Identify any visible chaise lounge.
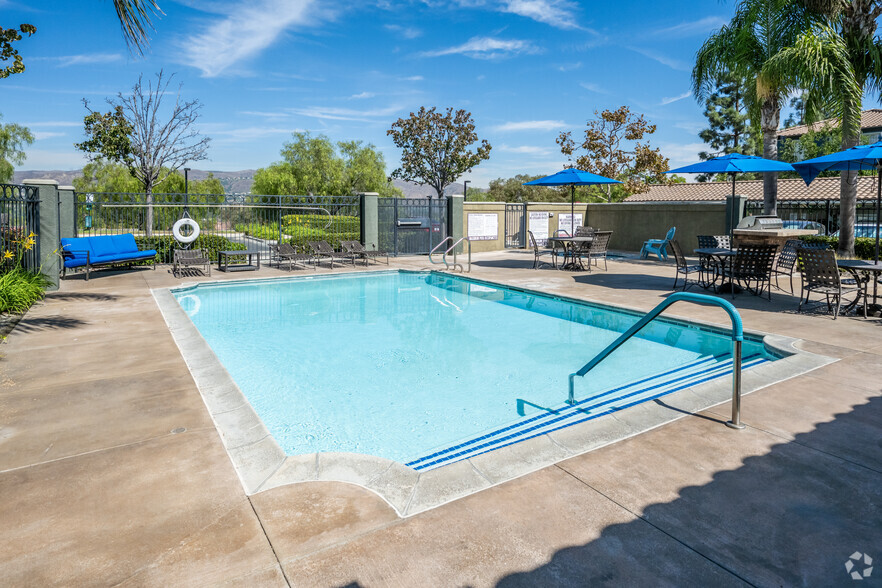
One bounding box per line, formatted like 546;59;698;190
61;233;157;280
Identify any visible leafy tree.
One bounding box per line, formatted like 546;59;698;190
485;174;563;202
784;93;807;128
252;132;400;196
74;159;225;194
696;74;761;181
387;106;492;199
693;0;814;214
778;126;843;178
0;24;36;78
765;0;882;255
75;70;210;235
556;106;669;200
0;114;34;182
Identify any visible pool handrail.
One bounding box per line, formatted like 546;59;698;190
442;237;471;272
567;292;746;429
429;237;453;267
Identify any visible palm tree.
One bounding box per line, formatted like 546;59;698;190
113;0;163;55
764;0;882;256
693;0;814;215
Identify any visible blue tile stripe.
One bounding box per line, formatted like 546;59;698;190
408;355;768;471
406;353;750;468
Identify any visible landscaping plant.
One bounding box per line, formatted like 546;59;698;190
0;231;50;314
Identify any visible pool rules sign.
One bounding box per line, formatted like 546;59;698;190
468;213;499;241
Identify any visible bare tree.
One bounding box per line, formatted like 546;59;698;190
77;70;210;235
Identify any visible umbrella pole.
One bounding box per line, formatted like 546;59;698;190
571;185;575;235
730;172;736;242
876;163;881;265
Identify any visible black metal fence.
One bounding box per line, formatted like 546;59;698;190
745;199;880;235
0;183;40;272
505;204;526;248
377;197;448;255
74;192;361;263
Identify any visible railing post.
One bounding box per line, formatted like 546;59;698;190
726;340;744;429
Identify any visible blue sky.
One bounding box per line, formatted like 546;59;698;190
4;0;878;187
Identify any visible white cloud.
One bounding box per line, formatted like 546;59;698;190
421;37;540;59
626;46;690;71
181;0;323;77
384;24;422;39
208;126;300;142
580;82;608;94
40;53;124;67
660;91;692;105
557;61;581;72
288;105;402;122
22;121;82;128
658;142;706;167
499;144;551;155
502;0;582;30
652;16;727;37
494;120;566;132
32;132;66;140
350;91;375;99
400;75;424;81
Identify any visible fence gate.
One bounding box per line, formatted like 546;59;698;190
505;203;526;248
377;197;448;256
0;184;41;271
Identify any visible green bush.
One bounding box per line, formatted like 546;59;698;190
134;234;246;264
798;235;879;260
0;268;50;314
235;213;360;251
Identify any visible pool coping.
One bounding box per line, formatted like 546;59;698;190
152;270;837;518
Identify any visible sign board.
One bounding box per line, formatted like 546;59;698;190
529;212;550;245
558;213;583;235
468;213;499;241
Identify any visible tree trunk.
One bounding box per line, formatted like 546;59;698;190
146;185;154;238
838;95;862;257
760;99;781;216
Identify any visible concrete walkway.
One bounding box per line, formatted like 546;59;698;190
1;252;880;586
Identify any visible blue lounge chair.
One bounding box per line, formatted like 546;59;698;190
640;227;676;261
61;234;158;280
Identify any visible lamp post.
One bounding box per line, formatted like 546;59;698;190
463;180;470;202
183;167;191;215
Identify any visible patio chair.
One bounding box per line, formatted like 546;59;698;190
307;240;346;268
575;225;595;237
772;239;831;293
586;230;613;270
528;230;556;269
640;227;676;261
714;235;731;249
273;243;315;271
697;235;718;249
341;240;389;266
173;248;210;277
669;240;702;291
797;247;863;319
723;243;778;300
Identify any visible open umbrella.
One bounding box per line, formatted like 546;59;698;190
666;153;795;241
524;168;620;234
791;141;882;263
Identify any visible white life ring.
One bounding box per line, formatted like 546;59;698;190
178;294;201;317
173;217;200;244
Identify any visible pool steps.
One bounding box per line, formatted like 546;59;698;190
406;353;770;471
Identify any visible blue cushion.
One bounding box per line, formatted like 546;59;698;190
61;237;94;264
88;235;118;258
111;234;139;253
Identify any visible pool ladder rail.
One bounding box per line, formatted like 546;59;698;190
430;237;472;272
568;292;746;430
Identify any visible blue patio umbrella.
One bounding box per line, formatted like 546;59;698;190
666;153;795;240
524;168;621;233
792;141;882;263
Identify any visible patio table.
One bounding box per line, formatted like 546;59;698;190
836;259;882;315
218;249;261;272
694;247;739;293
548;236;594;270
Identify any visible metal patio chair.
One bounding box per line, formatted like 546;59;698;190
341;240;389;266
273;243;315;271
586;230;613;270
669;240;703;291
307;240;346;268
797;247;863;319
173;248;210;277
528;230;556;269
723;243;778;300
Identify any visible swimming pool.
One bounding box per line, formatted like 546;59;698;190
172;271;777;470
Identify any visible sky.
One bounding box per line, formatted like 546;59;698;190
4;0;881;188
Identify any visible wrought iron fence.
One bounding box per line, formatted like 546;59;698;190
377;197;448;256
0;183;40;272
745;199;880;235
74;192;361;263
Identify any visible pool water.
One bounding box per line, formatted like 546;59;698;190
174;271;774;465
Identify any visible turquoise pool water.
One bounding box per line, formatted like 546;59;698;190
173;271;775;465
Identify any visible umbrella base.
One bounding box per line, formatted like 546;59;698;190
716;282;743;294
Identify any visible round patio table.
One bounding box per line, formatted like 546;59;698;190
694;247;740;293
548;236;594;270
837;259;882;315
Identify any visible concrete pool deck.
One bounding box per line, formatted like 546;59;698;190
1;251;881;585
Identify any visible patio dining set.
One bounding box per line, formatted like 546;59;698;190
670;236;882;319
529;226;613;272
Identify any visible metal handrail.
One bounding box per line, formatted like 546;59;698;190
567;292;746;429
442;237;471;272
429;237;453;266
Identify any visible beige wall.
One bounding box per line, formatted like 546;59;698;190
463;200;728;253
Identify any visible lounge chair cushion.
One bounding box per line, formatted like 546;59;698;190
61;235;156;269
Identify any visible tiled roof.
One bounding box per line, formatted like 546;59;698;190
777;109;882;138
626;175;879;202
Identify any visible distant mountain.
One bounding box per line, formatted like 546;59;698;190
12;169;484;197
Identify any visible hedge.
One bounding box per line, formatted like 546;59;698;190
798;235;880;260
236;213;360;250
134;234;246;264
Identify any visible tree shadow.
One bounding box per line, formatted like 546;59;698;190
44;292;119;302
496;396;882;586
9;316;87;333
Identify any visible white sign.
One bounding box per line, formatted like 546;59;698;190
558;213;583;235
529;212;550;245
468;213;499;241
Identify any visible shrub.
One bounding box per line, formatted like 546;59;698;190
0;268;50;314
235;212;360;250
134;234;246;264
798;235;879;260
